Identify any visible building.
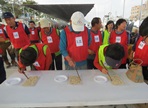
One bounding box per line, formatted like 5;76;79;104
130;0;148;21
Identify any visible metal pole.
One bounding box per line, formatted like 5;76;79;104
12;0;15;17
123;0;125;18
139;0;143;26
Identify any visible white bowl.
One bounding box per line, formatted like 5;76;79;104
5;77;22;86
94;76;108;84
54;75;68;83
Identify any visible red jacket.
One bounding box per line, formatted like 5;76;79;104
19;43;52;70
41;28;60;53
109;30;128;64
6;22;30;49
65;26;88;62
29;28;40;41
89;30;102;53
134;36;148;66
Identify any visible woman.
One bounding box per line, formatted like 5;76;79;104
132;17;148;80
103;20;114;45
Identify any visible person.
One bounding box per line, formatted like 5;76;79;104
60;11;91;70
109;18;129;69
0;48;6;84
28;20;41;43
18;43;52;73
103;20;114;45
40;18;62;70
131;17;148;80
0;23;17;68
94;43;125;74
87;17;102;69
2;12;30;60
130;27;139;44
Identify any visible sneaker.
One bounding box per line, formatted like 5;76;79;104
6;63;11;68
11;60;17;66
5;61;11;68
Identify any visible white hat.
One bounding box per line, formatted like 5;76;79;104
40;18;49;28
71;11;85;32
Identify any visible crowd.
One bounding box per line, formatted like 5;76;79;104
0;11;148;84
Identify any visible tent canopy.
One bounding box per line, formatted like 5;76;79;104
24;4;94;22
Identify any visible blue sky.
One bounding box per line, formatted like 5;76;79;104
35;0;147;21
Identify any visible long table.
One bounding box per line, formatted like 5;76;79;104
0;69;148;107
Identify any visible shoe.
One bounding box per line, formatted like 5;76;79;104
11;60;17;66
6;63;11;68
5;61;11;68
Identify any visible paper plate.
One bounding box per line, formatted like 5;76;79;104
94;76;108;84
54;75;68;83
5;77;22;86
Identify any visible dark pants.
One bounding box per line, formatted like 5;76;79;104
142;66;148;80
15;48;21;61
0;57;6;84
50;53;62;70
87;59;97;69
0;42;15;63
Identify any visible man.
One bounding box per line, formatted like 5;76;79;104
109;19;129;69
29;20;41;43
2;12;30;60
87;17;102;69
40;18;62;70
60;11;91;70
18;43;52;73
94;43;125;74
0;23;17;67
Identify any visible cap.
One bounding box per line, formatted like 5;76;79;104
40;18;49;28
71;11;85;32
2;12;14;19
105;56;122;68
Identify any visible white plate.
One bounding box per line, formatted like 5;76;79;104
94;76;108;84
5;77;22;86
54;75;68;83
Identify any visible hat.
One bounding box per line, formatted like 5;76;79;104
40;18;49;28
2;12;14;18
71;11;85;32
105;56;122;68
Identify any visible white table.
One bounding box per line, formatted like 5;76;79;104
0;69;148;107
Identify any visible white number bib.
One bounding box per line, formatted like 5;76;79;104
76;36;83;47
13;32;19;39
31;31;35;35
94;35;99;42
0;29;3;34
33;61;40;67
47;36;53;43
116;36;121;43
138;41;145;49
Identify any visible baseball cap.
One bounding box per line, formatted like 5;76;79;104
105;56;122;68
71;11;85;32
2;12;14;19
40;18;49;28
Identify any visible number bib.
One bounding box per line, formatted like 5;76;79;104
47;36;53;43
94;35;99;42
116;36;121;43
76;37;83;47
13;32;19;39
